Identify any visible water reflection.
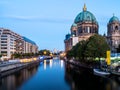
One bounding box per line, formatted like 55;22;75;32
65;63;120;90
50;59;53;68
44;60;47;70
61;60;64;68
0;60;120;90
19;60;70;90
0;65;39;90
43;59;63;69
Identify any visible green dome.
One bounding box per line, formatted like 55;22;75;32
74;10;98;24
109;16;119;23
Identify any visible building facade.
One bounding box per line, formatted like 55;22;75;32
64;4;99;52
0;28;38;60
23;36;38;54
64;4;120;53
107;15;120;53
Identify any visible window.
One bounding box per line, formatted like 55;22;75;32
1;41;7;43
115;26;118;30
87;27;90;33
1;38;7;40
1;47;7;49
1;51;7;53
1;35;7;37
1;44;7;46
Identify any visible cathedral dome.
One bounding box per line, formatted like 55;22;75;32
65;33;71;40
74;4;98;24
109;15;119;23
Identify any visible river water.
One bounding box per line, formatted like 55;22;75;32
0;59;120;90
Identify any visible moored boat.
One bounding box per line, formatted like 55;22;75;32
93;68;110;76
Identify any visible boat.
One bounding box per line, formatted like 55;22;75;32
110;61;120;76
110;66;120;76
93;68;110;76
111;71;120;76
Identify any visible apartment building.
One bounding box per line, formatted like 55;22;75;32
0;28;38;60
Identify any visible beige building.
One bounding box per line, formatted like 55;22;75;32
64;4;99;52
23;36;38;54
0;28;38;60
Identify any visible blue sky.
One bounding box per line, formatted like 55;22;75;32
0;0;120;51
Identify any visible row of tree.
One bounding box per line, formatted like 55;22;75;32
11;49;52;59
66;34;110;61
11;52;39;59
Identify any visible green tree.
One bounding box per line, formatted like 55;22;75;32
39;49;51;56
66;34;110;62
84;34;110;60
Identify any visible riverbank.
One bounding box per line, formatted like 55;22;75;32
65;59;94;74
0;58;42;78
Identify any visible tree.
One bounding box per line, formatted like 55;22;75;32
66;34;110;62
39;49;51;56
84;34;110;60
66;50;73;59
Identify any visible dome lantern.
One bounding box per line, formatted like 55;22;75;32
83;3;87;11
74;4;98;24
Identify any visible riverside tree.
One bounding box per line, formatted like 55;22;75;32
66;34;110;61
84;34;110;60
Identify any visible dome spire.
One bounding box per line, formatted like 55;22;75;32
83;3;87;11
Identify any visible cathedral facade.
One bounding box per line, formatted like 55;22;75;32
107;15;120;53
64;4;120;53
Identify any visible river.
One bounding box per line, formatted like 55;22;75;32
0;59;120;90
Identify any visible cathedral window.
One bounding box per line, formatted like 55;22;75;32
115;26;118;30
115;40;118;45
87;27;90;33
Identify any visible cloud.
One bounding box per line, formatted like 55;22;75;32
0;15;73;24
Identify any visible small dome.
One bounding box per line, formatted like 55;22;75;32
74;4;98;24
109;16;119;23
71;23;77;27
65;33;71;40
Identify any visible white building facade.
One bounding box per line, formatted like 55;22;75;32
0;28;38;60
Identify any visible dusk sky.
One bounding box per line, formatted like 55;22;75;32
0;0;120;51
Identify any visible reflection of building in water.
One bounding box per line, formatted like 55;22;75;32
0;65;38;90
65;63;120;90
44;60;46;70
60;60;64;68
50;59;53;68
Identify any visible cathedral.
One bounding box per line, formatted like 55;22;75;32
64;4;120;53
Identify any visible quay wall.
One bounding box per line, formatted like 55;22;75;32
0;58;42;78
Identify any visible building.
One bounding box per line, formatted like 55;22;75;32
0;28;38;60
23;36;38;54
64;4;99;52
64;4;120;53
107;15;120;53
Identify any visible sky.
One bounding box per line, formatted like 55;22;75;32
0;0;120;51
